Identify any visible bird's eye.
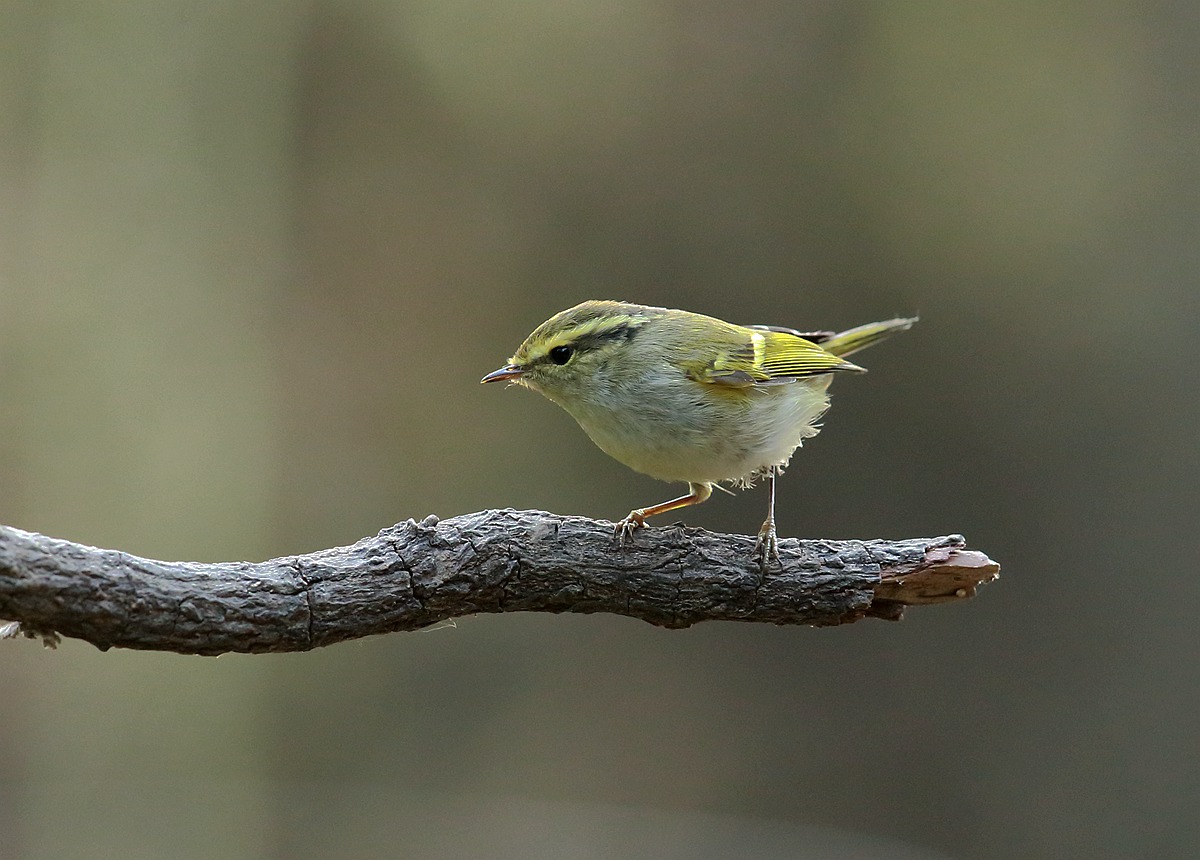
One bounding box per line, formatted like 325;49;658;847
549;345;573;365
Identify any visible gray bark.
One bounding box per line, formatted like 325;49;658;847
0;510;999;655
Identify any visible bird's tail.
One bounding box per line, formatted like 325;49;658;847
820;317;918;358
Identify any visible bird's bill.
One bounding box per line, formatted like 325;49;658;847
480;364;525;384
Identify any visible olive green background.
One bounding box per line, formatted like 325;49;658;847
1;3;1196;858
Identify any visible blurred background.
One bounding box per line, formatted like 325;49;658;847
1;2;1196;858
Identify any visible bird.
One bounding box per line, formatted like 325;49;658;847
482;300;915;565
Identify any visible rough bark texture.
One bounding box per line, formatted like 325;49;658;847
0;510;999;655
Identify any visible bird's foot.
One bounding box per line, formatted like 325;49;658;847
754;516;781;570
614;510;648;546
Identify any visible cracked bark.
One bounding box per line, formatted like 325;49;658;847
0;509;999;656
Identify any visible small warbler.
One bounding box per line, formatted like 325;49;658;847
483;300;915;564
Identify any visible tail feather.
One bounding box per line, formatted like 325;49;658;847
820;317;917;358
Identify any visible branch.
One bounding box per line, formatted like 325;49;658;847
0;509;999;655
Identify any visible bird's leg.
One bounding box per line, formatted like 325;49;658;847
615;482;712;545
754;466;781;568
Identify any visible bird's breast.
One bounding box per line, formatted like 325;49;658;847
561;374;834;485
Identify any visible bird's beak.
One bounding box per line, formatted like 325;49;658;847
481;364;525;384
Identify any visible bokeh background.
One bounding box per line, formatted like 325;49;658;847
1;3;1197;858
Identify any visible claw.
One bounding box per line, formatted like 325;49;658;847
754;516;781;570
614;510;647;546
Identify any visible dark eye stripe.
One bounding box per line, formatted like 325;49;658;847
569;322;637;353
536;321;641;367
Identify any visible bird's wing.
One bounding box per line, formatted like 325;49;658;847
744;324;836;343
687;328;864;388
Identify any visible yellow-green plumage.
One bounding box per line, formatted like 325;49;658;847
482;300;915;562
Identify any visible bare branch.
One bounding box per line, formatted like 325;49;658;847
0;510;999;655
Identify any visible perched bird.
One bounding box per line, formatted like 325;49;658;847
482;300;915;564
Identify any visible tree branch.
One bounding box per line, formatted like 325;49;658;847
0;509;999;655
